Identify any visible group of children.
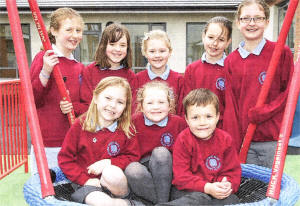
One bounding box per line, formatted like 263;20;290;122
29;0;294;205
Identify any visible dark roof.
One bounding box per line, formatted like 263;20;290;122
1;0;243;12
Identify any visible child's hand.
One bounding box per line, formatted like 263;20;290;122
87;159;111;175
59;100;73;114
204;178;233;199
42;50;59;75
84;178;101;187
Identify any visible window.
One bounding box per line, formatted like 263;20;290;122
278;2;294;53
186;23;206;66
122;23;166;73
0;24;31;79
74;23;101;65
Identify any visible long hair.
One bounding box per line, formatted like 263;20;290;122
94;23;132;69
236;0;270;21
82;76;135;138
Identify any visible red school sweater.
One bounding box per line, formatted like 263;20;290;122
80;62;137;113
30;51;85;147
58;118;140;185
225;40;294;148
179;60;226;121
172;128;241;193
136;69;184;114
133;113;187;158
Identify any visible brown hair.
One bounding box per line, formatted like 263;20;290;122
183;88;219;117
236;0;270;21
48;7;84;44
203;16;232;41
136;81;176;114
141;30;173;56
82;76;135;138
94;23;132;69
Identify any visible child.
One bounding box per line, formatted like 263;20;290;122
136;30;183;114
80;23;137;113
125;81;187;204
58;77;140;206
225;0;294;167
179;16;232;128
158;89;241;206
30;8;85;174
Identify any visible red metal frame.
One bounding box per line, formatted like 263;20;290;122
267;47;300;200
6;0;54;197
0;80;28;180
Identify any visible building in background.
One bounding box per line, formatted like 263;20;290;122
0;0;296;80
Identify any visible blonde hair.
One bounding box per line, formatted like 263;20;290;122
48;8;84;44
183;88;220;117
136;81;176;114
236;0;270;21
141;30;173;56
82;76;135;138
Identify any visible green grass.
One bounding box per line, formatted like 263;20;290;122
0;155;300;206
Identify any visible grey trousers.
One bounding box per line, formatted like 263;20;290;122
156;186;240;206
125;147;172;204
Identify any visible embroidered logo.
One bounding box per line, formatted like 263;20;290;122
216;78;225;91
160;133;174;147
92;137;97;143
107;141;120;156
258;71;266;85
205;155;221;171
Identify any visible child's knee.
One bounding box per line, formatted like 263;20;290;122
101;165;128;197
125;162;146;179
151;147;172;164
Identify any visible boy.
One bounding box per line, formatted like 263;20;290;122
158;88;241;206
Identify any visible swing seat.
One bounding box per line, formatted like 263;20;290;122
23;164;300;206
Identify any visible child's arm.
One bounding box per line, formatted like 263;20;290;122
172;133;208;192
216;133;241;193
58;120;92;185
248;47;294;124
79;64;94;113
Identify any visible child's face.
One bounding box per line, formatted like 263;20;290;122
185;104;219;140
202;23;231;63
94;85;127;127
106;35;128;68
145;38;171;72
237;3;269;43
51;17;83;55
142;87;170;123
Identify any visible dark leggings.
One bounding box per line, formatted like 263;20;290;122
125;147;172;204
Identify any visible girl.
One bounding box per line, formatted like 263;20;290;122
136;30;183;114
30;8;85;174
58;77;140;206
179;16;232;128
225;0;294;167
80;23;137;113
125;81;187;204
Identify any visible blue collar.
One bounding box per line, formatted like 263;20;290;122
238;38;266;59
95;121;118;132
147;64;170;80
144;114;168;127
201;52;226;67
100;65;125;71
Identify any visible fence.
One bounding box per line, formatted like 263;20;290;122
0;79;28;180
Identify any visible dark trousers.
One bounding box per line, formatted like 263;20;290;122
125;147;173;204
